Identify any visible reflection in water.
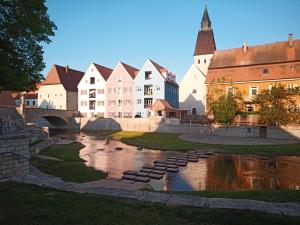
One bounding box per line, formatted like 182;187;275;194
50;130;300;191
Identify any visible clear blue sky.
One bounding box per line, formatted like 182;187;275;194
42;0;300;82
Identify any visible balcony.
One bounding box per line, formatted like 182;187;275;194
144;90;153;96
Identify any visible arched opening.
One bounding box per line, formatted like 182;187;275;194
35;116;68;128
192;108;197;115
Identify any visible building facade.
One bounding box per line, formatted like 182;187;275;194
206;36;300;112
179;6;216;115
38;65;84;110
106;62;139;118
77;63;113;118
134;59;178;118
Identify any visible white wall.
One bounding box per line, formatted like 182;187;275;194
78;64;107;118
38;84;67;109
194;54;213;75
179;64;206;115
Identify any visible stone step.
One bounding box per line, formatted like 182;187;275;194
121;174;136;180
176;162;187;167
151;170;165;175
177;160;188;164
148;173;163;180
154;166;167;171
166;168;179;173
165;161;177;165
140;168;152;173
143;166;155;170
166;164;179;169
167;156;178;160
123;170;138;175
134;176;150;183
136;172;150;177
198;155;209;158
154;163;167;167
153;160;165;164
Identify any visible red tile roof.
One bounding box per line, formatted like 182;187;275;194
42;65;84;92
151;99;177;112
194;30;216;55
206;40;300;83
93;63;113;81
120;62;139;79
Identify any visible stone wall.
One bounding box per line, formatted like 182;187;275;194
77;117;300;140
0;133;30;179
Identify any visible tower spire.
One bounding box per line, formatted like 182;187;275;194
201;5;211;31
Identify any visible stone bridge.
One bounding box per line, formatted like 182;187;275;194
23;108;79;128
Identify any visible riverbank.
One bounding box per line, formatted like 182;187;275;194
109;131;300;155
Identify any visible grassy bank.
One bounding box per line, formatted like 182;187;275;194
1;182;299;225
31;143;106;183
110;131;300;155
174;189;300;203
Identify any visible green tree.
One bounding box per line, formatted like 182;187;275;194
254;85;300;126
0;0;57;91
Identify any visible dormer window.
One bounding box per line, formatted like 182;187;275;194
262;68;269;75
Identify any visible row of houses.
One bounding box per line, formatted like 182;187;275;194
38;59;179;118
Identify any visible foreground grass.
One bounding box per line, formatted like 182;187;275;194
0;182;299;225
31;143;106;183
174;189;300;203
110;131;300;155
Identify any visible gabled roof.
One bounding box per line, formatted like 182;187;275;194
151;99;179;112
42;65;84;92
209;40;300;69
93;63;113;81
149;59;179;87
120;62;139;79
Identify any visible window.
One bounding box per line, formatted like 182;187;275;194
97;112;104;118
26;101;29;106
80;101;87;106
89;100;96;110
192;108;197;115
144;85;153;95
59;105;62;109
32;100;36;106
60;94;63;97
97;101;104;106
137;99;141;104
90;77;95;84
198;59;200;64
250;86;258;97
192;89;197;94
81;90;87;95
204;59;207;63
145;71;152;80
144;98;153;108
98;89;104;94
124;87;131;93
118;112;122;118
262;68;269;75
89;89;96;98
124;100;131;105
156;85;161;91
108;112;116;117
118;87;122;94
123;112;132;118
118;100;122;106
108;100;115;106
136;86;141;92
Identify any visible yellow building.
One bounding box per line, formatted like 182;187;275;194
206;36;300;112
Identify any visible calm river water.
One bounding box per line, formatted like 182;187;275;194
50;130;300;192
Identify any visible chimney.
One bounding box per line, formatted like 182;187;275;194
65;65;69;74
243;41;248;54
288;33;294;48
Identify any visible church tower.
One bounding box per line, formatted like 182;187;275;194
193;5;216;74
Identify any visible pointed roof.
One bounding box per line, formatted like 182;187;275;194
120;62;139;79
93;63;113;81
194;6;216;56
202;5;210;22
42;65;84;92
148;59;179;87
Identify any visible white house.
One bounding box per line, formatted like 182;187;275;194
179;5;216;115
77;63;113;118
38;65;84;110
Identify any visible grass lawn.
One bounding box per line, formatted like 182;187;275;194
174;189;300;203
110;131;300;155
0;182;299;225
31;142;107;183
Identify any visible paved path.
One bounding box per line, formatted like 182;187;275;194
8;167;300;217
179;134;300;145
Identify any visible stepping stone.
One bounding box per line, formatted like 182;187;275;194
188;158;199;162
177;160;188;164
140;168;152;173
205;150;215;155
148;173;163;179
176;162;187;167
166;164;178;169
166;167;179;173
152;170;165;175
154;163;167;167
143;166;155;170
123;170;138;175
134;176;150;183
154;159;165;164
115;147;123;151
166;158;177;162
121;174;136;180
154;166;167;171
198;154;209;158
136;172;150;177
166;161;177;165
167;156;178;160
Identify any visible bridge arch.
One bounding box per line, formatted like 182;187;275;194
38;115;69;127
